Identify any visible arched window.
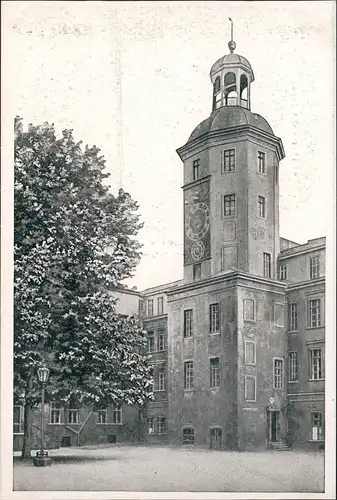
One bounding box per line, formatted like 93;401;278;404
213;76;220;94
224;72;236;86
224;72;237;106
212;76;221;111
240;74;248;102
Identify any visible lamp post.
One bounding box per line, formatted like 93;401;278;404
33;364;52;467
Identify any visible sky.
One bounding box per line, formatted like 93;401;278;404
4;1;335;290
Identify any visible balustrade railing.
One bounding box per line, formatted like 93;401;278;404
225;97;248;108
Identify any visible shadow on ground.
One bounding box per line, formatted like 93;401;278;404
14;454;118;465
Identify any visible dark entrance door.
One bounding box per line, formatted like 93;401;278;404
268;410;280;442
210;427;222;450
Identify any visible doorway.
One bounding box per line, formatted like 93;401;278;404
267;410;280;442
210;427;222;450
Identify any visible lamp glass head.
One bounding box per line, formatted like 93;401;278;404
37;365;50;384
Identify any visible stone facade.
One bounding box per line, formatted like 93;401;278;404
280;239;325;450
13;401;142;452
140;235;325;451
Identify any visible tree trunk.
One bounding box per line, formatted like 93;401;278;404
21;368;34;458
138;404;146;443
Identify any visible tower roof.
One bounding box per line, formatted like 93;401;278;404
188;107;273;142
210;53;255;81
210;19;255;82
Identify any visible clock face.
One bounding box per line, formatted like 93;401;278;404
191;240;205;260
185;202;210;241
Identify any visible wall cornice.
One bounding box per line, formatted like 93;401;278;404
176;124;285;162
278;244;326;261
166;270;286;297
181;175;211;191
286;277;325;291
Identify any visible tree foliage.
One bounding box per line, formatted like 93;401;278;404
14;117;153;409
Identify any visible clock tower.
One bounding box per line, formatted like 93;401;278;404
177;35;285;283
167;28;288;451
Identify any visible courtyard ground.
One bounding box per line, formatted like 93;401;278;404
13;444;324;493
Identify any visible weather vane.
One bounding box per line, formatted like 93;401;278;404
228;17;236;53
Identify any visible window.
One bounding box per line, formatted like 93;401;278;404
147;299;154;317
13;405;24;434
311;412;324;441
310;256;320;279
263;252;271;278
223;194;236;216
157;417;166;435
157;329;165;351
50;403;63;424
214;76;220;93
182;427;195;445
112;407;122;424
68;409;79;424
258;195;266;218
184;309;193;338
139;300;144;313
209;303;220;333
193;158;200;180
243;299;255;321
308;299;321;327
97;409;107;424
157;369;165;391
309;348;323;380
258;151;266;173
193;263;201;280
148;331;155;353
273;359;284;389
279;263;287;280
213;76;221;110
289;303;298;331
210;357;220;388
274;303;285;327
148;416;166;435
184;361;194;389
245;341;256;365
223;149;235;172
289;351;298;382
221;245;237;271
149;373;154;393
157;297;164;316
148;417;155;435
244;376;256;401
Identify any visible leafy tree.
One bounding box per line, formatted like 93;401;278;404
14;117;153;457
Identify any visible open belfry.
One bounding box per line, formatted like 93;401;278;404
13;24;325;452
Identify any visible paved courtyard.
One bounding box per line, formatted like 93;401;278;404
14;445;324;493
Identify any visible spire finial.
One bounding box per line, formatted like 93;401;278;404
228;17;236;53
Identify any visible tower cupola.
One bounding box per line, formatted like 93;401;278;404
210;19;254;112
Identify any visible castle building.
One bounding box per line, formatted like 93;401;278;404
140;36;325;451
13;36;325;452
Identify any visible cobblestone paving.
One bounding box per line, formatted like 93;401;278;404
13;445;324;492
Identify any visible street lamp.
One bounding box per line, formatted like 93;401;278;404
33;363;52;467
